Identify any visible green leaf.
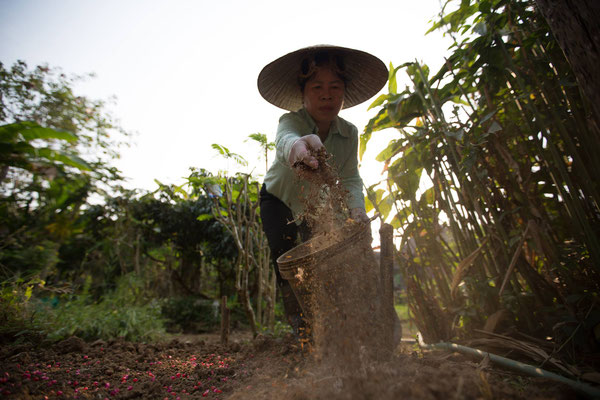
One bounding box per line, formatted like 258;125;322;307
389;214;401;230
0;121;77;143
444;128;465;140
420;186;436;206
388;62;397;94
365;195;374;213
367;94;389;111
359;131;372;160
211;143;248;166
487;121;502;133
378;194;393;220
391;93;425;125
247;132;267;145
375;139;408;162
36;148;92;171
196;213;213;221
478;110;497;125
395;168;422;200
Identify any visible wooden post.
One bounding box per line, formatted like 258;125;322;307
220;296;230;345
379;223;395;353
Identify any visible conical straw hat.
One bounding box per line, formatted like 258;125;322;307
257;45;388;111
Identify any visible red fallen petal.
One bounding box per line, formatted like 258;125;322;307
202;389;210;397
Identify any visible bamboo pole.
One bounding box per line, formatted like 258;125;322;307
417;333;600;399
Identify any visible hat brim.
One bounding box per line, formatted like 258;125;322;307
257;45;388;111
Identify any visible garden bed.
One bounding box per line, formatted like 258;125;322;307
0;332;578;399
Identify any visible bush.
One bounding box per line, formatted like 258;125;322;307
160;297;220;333
0;277;46;344
36;274;165;342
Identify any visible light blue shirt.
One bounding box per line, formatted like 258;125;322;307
263;108;365;218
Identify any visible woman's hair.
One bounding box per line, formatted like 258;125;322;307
298;50;351;92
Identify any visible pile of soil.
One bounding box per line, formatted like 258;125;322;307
0;333;577;399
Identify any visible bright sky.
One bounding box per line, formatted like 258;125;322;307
1;0;452;193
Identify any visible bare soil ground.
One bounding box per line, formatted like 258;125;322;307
0;331;580;399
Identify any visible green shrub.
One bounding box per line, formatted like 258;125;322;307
0;277;46;343
37;273;165;342
160;296;220;333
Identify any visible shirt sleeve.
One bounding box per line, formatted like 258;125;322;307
275;113;305;166
338;124;365;211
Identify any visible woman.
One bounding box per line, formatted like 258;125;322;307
257;45;388;336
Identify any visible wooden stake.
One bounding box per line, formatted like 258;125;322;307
220;296;230;345
379;223;395;352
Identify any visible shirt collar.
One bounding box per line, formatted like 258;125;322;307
299;108;349;138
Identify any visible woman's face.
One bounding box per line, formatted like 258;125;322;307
302;67;345;127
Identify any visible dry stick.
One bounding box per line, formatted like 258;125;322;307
498;220;532;297
220;295;230;345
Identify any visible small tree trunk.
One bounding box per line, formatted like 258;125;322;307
237;266;257;336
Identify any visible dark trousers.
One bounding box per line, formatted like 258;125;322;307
259;184;311;323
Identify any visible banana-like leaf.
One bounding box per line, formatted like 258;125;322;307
36;148;92;171
0;121;77;143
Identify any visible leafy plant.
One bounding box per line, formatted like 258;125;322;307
160;296;220;333
0;277;46;343
363;0;600;355
37;274;165;342
187;160;276;337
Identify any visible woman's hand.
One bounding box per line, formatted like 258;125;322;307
288;134;324;169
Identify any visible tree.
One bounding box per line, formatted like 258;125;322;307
0;61;129;280
246;133;275;174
